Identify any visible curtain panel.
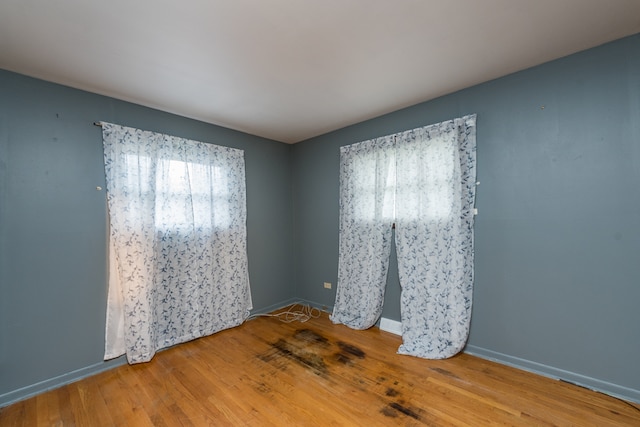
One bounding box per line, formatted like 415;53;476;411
101;123;252;363
330;135;396;329
331;114;477;359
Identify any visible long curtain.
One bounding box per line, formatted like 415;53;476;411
330;136;396;329
395;115;477;358
331;114;476;359
102;123;252;363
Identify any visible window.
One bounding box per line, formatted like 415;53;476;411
346;132;457;224
333;114;477;353
122;155;233;232
349;149;396;222
154;159;231;231
102;122;251;363
394;133;458;222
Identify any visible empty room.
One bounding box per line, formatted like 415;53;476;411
1;1;639;425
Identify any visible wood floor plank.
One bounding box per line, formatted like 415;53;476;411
1;308;639;426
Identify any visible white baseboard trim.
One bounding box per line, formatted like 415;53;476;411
464;344;640;404
380;317;402;335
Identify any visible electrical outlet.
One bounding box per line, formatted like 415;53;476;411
323;282;332;289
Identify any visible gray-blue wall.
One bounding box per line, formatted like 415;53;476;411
0;70;294;405
292;34;640;402
2;33;639;406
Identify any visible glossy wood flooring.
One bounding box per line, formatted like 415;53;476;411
2;306;639;426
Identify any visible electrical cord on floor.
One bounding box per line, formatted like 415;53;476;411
246;303;322;323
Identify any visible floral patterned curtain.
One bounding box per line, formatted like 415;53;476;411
330;135;396;329
331;115;477;359
101;123;252;363
395;115;477;359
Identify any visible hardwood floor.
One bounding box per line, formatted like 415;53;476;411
2;306;639;426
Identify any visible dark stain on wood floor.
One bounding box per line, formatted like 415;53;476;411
293;328;329;346
385;387;400;397
336;341;365;358
268;338;328;375
257;326;428;423
430;366;461;380
387;401;422;420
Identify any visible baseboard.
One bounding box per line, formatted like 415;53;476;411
6;302;636;408
294;298;333;314
249;298;335;317
1;298;307;408
464;345;640;404
249;298;301;316
258;299;640;404
380;317;402;335
0;357;127;408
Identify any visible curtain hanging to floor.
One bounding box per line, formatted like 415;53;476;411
395;115;477;359
101;123;252;363
331;114;477;359
330;135;396;329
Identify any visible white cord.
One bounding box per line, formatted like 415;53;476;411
247;303;322;323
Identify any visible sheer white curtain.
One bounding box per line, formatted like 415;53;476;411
395;115;477;358
330;136;396;329
102;123;252;363
331;115;477;359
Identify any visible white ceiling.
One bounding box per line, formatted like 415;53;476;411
1;1;639;143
